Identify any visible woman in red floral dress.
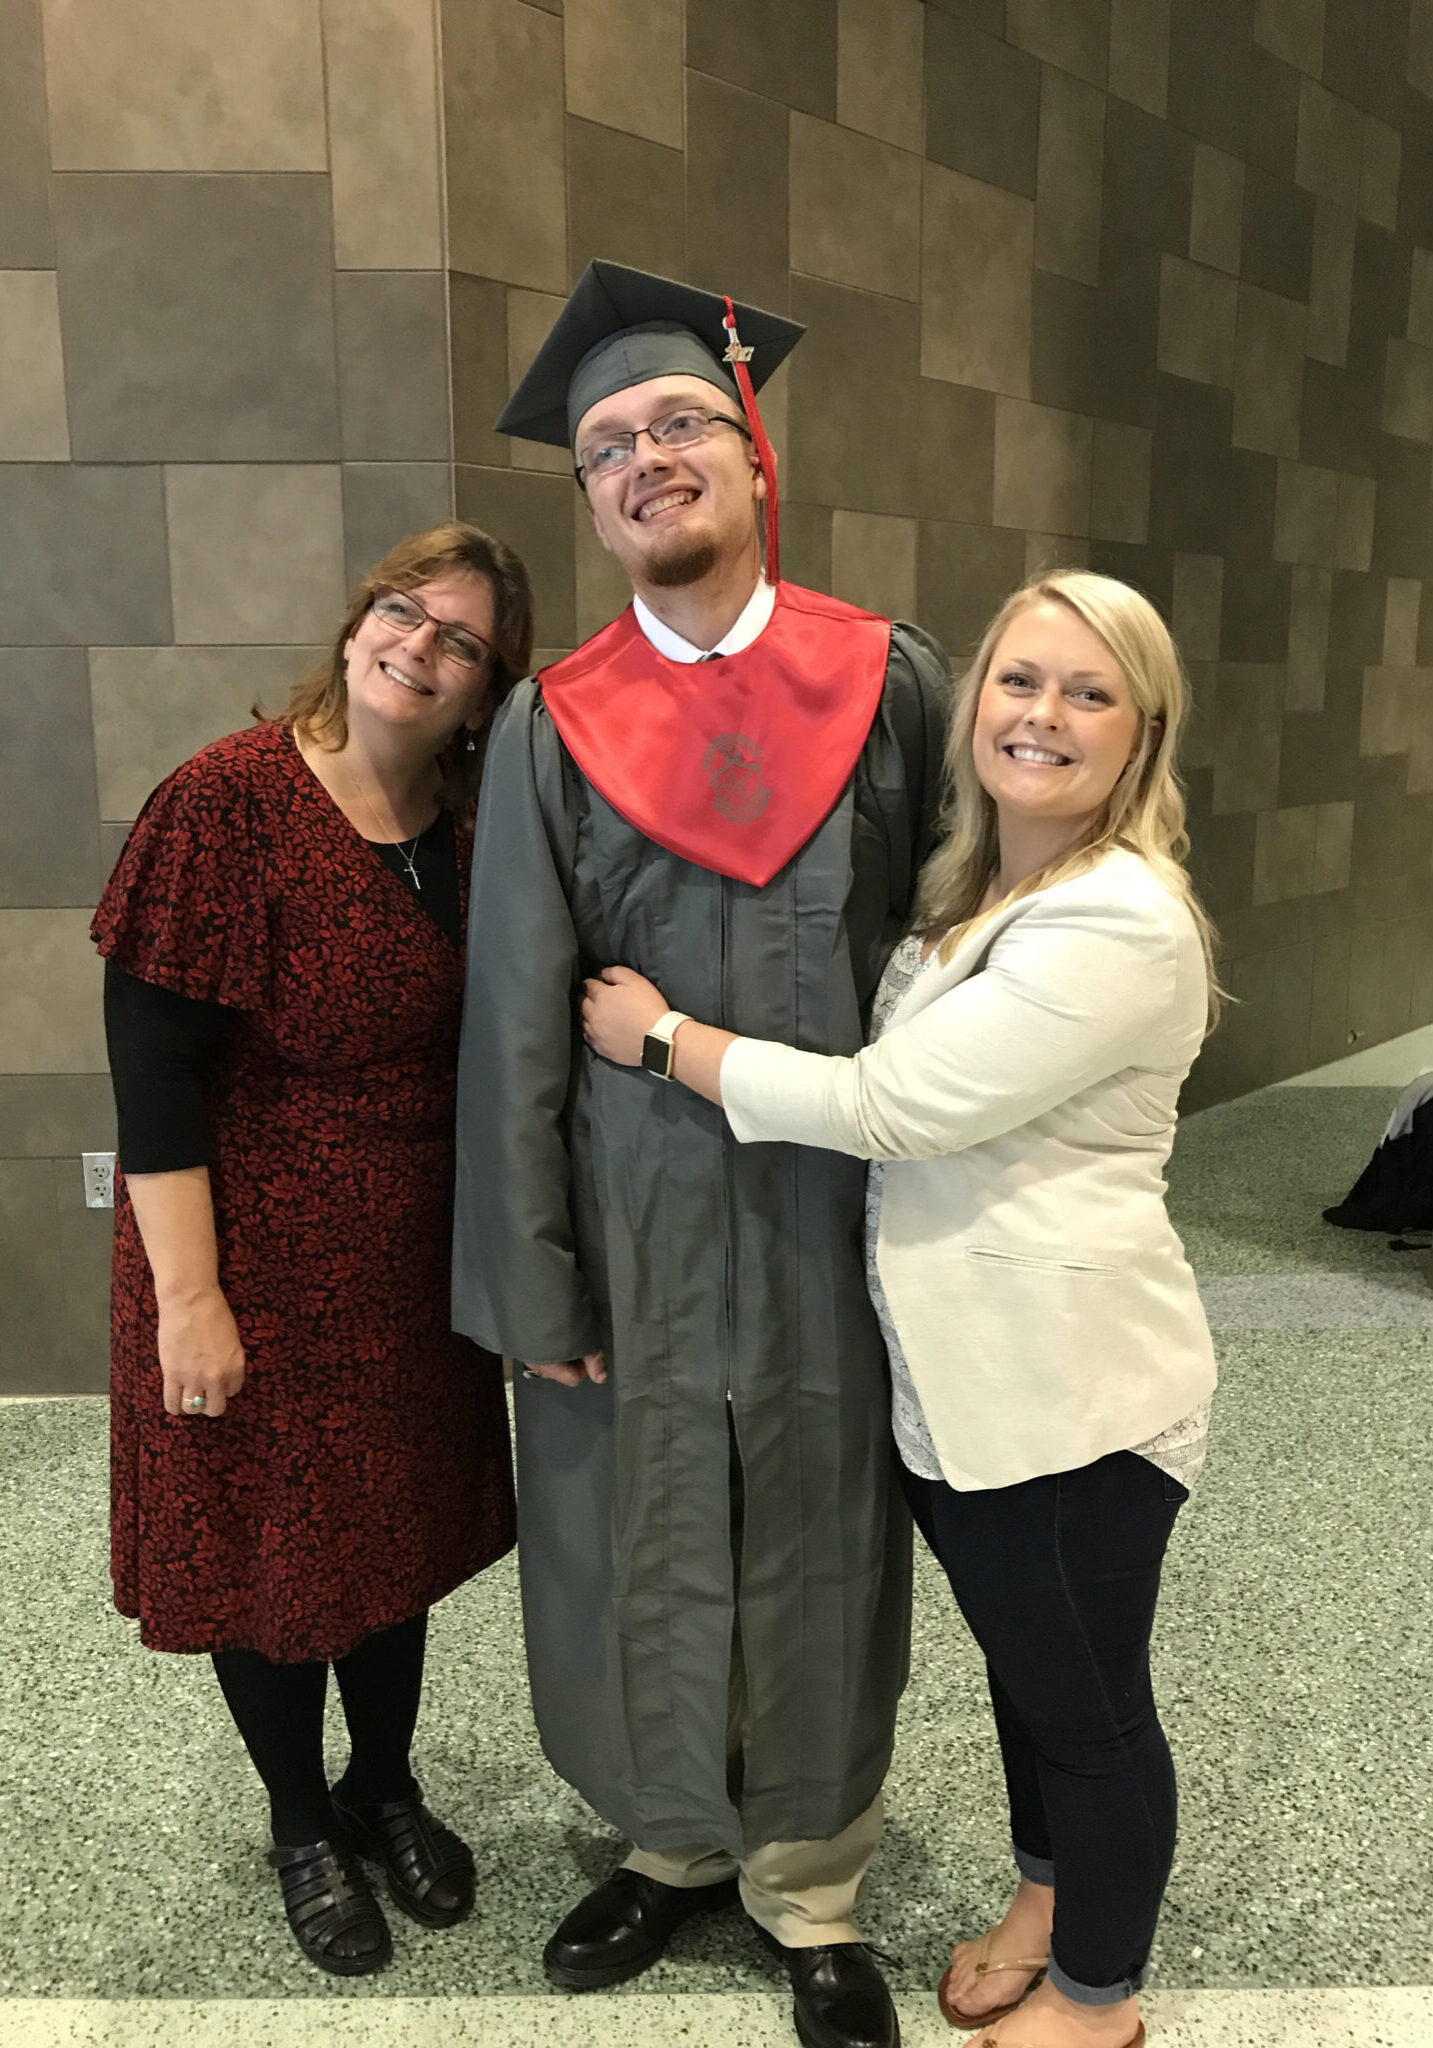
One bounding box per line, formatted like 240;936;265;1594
92;523;529;1975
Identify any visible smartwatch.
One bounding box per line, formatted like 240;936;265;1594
641;1010;691;1080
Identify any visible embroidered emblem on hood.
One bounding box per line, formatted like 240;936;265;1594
702;733;770;823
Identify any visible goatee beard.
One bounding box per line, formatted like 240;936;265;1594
644;536;721;588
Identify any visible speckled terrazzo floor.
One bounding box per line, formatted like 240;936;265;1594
4;1988;1433;2046
3;1032;1433;2044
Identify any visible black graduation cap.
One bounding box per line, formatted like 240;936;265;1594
496;260;805;451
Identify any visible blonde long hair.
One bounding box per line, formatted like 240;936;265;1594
912;570;1222;1026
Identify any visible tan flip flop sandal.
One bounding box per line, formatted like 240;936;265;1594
970;2031;1145;2048
937;1930;1049;2028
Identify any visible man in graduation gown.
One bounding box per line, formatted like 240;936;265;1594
453;261;949;2048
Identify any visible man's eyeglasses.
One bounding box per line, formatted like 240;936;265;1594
369;587;493;672
575;406;752;485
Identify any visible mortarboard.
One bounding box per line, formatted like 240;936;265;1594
496;261;804;580
496;260;804;448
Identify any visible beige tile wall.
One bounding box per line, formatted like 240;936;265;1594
0;0;453;1392
439;0;1433;1120
6;0;1433;1388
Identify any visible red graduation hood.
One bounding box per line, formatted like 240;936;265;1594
537;583;892;887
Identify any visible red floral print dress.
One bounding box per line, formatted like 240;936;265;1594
92;721;516;1661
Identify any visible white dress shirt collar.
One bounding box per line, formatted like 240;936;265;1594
632;578;776;664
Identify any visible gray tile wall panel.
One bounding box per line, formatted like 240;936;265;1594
0;649;103;907
55;1158;111;1394
687;0;837;119
0;0;54;266
0;467;171;646
336;273;453;462
343;464;456;590
0;1159;66;1392
53;174;341;462
0;1077;115;1159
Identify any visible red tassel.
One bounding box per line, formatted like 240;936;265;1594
723;297;780;587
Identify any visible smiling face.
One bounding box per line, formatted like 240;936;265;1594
972;598;1142;832
343;571;497;747
574;372;764;592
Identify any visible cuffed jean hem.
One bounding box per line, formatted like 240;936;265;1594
1047;1956;1146;2007
1012;1842;1055;1887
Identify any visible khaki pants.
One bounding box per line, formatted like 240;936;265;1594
624;1792;883;1948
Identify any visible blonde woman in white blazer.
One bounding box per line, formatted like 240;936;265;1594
583;572;1219;2048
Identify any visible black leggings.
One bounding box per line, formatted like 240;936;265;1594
903;1451;1186;2006
212;1611;429;1847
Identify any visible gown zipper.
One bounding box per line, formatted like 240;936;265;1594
719;873;735;1397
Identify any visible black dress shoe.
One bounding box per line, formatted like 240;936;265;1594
543;1867;741;1989
331;1785;475;1929
781;1943;900;2048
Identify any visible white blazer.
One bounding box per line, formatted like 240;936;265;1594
720;848;1218;1491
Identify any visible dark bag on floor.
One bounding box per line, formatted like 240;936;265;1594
1323;1073;1433;1234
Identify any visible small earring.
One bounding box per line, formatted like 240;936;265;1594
465;729;477;753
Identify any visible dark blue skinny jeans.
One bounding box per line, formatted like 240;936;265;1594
902;1449;1187;2006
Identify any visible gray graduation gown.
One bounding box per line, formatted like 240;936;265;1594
453;620;950;1856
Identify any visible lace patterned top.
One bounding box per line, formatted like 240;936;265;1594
865;934;1211;1493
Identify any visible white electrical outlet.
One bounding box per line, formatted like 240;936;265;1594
82;1152;116;1209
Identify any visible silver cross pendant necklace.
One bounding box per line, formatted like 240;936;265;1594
352;779;425;891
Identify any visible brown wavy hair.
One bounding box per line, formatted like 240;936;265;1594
276;522;534;809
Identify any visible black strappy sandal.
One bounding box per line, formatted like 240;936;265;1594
267;1838;393;1975
331;1787;476;1929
